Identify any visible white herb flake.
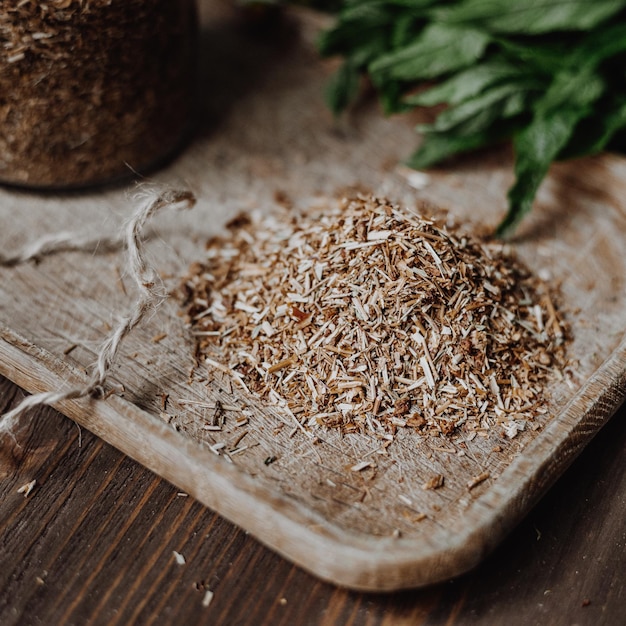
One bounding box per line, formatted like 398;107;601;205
202;589;214;608
17;479;36;497
350;460;372;472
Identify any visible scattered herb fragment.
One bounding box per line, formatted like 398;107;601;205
17;479;37;497
318;0;626;235
422;474;445;490
467;470;490;490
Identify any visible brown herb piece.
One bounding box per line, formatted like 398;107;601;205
422;474;445;491
467;471;491;490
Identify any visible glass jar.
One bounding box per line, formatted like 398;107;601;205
0;0;197;189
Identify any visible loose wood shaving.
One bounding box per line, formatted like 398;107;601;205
181;195;569;444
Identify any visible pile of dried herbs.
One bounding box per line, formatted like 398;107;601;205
318;0;626;235
181;195;568;442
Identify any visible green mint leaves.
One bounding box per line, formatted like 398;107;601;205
319;0;626;236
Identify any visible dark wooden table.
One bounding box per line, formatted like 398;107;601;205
1;375;624;626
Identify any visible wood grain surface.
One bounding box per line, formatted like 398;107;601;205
1;1;626;590
1;375;624;626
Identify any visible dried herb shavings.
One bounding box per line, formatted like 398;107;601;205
180;195;569;443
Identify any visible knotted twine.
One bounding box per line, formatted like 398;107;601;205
0;187;196;440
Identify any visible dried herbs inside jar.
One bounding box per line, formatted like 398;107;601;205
180;195;569;440
0;0;196;189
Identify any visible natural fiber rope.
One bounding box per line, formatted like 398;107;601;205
0;187;196;439
0;231;122;266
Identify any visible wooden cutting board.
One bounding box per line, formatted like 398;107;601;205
1;4;625;591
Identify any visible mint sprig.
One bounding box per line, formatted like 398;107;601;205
319;0;626;236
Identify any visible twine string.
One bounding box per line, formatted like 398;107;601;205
0;187;196;439
0;231;122;266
